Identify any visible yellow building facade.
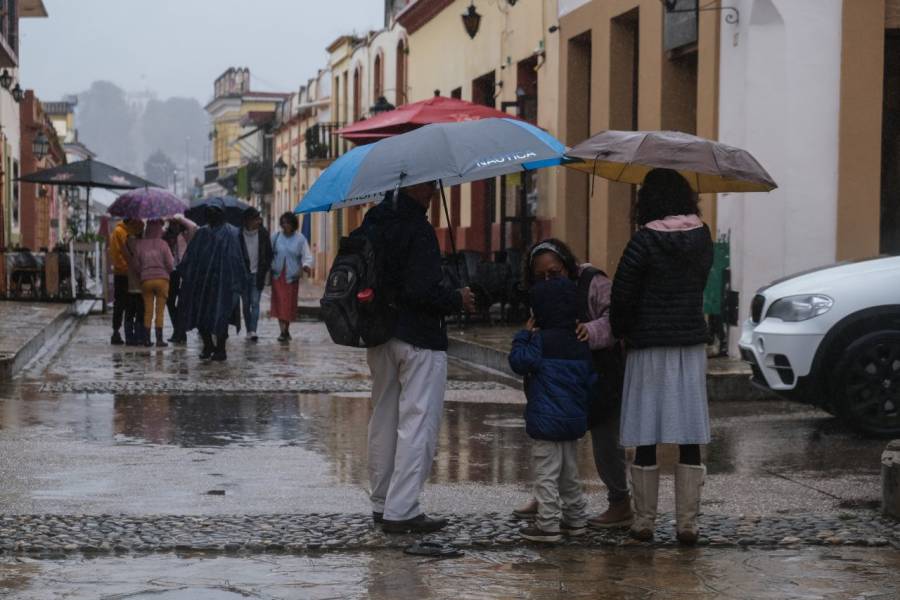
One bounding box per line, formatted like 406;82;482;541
205;68;287;198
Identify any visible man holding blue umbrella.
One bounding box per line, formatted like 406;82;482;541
296;118;567;533
365;181;476;534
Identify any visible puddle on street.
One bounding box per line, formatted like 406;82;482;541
0;391;884;486
1;546;898;599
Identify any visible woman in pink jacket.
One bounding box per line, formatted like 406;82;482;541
132;219;175;347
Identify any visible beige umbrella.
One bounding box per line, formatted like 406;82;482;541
566;130;777;193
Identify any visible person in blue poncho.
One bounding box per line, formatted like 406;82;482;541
176;199;248;361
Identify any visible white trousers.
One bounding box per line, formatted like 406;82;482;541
532;439;589;532
366;338;447;521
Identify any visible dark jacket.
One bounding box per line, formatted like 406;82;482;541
239;225;273;291
509;278;596;441
177;222;247;336
610;223;713;349
362;192;462;351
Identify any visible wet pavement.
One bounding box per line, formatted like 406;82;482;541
0;311;897;595
2;546;899;599
0;312;886;515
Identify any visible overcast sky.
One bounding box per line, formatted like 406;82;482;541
19;0;385;103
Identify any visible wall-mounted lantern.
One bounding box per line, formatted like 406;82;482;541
462;2;482;39
32;131;50;159
273;157;288;181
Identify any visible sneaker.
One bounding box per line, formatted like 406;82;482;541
519;525;562;543
381;514;447;534
110;331;124;345
512;497;538;519
588;498;634;529
560;522;587;537
248;333;258;342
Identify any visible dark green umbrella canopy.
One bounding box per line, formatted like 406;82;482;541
18;157;158;189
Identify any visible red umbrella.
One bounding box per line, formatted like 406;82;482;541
338;96;521;144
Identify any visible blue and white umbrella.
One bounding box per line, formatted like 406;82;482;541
296;118;567;214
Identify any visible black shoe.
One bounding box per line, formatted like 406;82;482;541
110;332;124;345
373;512;384;524
277;333;289;343
519;525;562;543
381;514;447;534
211;350;227;362
200;334;214;359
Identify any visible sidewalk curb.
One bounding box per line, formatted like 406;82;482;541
447;336;777;402
0;301;90;381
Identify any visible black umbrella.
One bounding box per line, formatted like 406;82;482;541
18;157;158;189
185;196;250;227
18;157;160;234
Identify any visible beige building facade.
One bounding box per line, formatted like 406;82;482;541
398;0;560;255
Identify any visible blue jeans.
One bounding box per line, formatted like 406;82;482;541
242;273;261;334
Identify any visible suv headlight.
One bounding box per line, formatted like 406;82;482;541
766;294;833;322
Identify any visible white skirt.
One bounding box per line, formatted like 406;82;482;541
619;344;710;447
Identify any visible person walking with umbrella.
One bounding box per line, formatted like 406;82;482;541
177;199;247;361
239;207;272;342
132;220;175;347
610;168;714;545
270;212;312;343
109;218;144;345
162;215;198;344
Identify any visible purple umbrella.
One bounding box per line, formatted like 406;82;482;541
108;187;187;220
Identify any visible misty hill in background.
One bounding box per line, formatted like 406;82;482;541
75;80;210;190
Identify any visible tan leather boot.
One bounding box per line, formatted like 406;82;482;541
588;497;634;529
629;465;659;541
675;463;706;545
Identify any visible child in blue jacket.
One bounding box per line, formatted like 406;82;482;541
509;276;597;542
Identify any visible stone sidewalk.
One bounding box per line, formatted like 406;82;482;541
448;325;771;401
1;511;896;558
0;301;82;380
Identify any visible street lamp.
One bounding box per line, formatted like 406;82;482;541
462;2;481;39
369;96;395;116
0;70;12;90
273;157;288;181
32;131;50;160
11;84;24;103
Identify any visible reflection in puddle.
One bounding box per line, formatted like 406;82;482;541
0;392;885;492
2;547;899;599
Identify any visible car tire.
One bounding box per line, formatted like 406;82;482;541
832;330;900;437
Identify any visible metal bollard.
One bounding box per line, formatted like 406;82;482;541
883;440;900;519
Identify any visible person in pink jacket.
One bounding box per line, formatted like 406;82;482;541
132;219;175;347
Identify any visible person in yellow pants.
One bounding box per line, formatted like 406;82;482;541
132;220;175;347
141;278;170;346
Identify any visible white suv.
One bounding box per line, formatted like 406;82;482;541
739;256;900;437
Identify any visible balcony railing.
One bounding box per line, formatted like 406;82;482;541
305;122;344;163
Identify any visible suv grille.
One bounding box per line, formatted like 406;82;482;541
751;294;765;323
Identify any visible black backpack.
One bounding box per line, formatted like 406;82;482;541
577;267;626;425
320;222;397;347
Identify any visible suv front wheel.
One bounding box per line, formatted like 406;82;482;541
832;330;900;437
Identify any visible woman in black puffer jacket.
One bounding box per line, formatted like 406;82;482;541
610;168;713;545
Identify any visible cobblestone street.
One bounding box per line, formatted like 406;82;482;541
1;312;898;597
